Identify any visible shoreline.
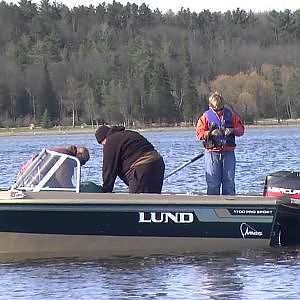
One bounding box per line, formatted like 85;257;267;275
0;122;300;137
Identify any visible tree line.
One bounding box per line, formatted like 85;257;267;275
1;0;300;128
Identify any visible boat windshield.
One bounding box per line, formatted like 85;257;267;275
11;149;81;192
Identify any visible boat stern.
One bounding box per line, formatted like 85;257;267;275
274;195;300;246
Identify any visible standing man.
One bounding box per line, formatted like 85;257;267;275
95;125;165;193
195;92;244;195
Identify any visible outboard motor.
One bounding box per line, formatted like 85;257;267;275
263;171;300;198
264;171;300;246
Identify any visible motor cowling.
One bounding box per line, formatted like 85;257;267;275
263;171;300;198
264;171;300;247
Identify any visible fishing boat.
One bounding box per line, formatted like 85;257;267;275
0;149;299;260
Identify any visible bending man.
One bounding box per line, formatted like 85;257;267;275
95;125;165;193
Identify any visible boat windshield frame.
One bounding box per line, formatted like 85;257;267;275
11;149;81;193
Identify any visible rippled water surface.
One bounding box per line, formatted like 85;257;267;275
2;127;300;194
1;249;300;299
0;127;300;299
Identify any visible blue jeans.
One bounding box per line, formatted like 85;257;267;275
204;151;236;195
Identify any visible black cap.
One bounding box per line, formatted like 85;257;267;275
95;125;110;144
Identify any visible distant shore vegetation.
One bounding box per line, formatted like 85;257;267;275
1;119;300;137
1;1;300;129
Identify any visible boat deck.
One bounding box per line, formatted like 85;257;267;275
0;190;278;206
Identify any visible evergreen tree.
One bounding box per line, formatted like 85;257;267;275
15;87;32;117
37;62;59;125
41;108;51;128
0;82;11;125
101;80;125;124
181;42;199;123
149;62;178;123
128;36;153;123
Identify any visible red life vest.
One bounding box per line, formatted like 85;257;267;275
16;154;38;179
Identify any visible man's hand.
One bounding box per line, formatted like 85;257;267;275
211;129;223;136
224;128;235;136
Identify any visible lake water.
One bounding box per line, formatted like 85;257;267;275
0;127;300;299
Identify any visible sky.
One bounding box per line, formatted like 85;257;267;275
8;0;300;13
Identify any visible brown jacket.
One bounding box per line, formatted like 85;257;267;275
101;126;159;192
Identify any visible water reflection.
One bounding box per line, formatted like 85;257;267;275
1;248;300;299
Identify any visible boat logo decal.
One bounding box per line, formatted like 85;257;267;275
138;212;194;224
240;223;263;238
231;209;273;215
268;187;300;195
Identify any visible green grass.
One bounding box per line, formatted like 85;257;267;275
1;119;300;137
0;126;96;137
0;124;193;136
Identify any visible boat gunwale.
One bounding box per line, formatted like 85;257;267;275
0;190;278;206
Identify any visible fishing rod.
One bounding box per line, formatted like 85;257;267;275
164;151;205;180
